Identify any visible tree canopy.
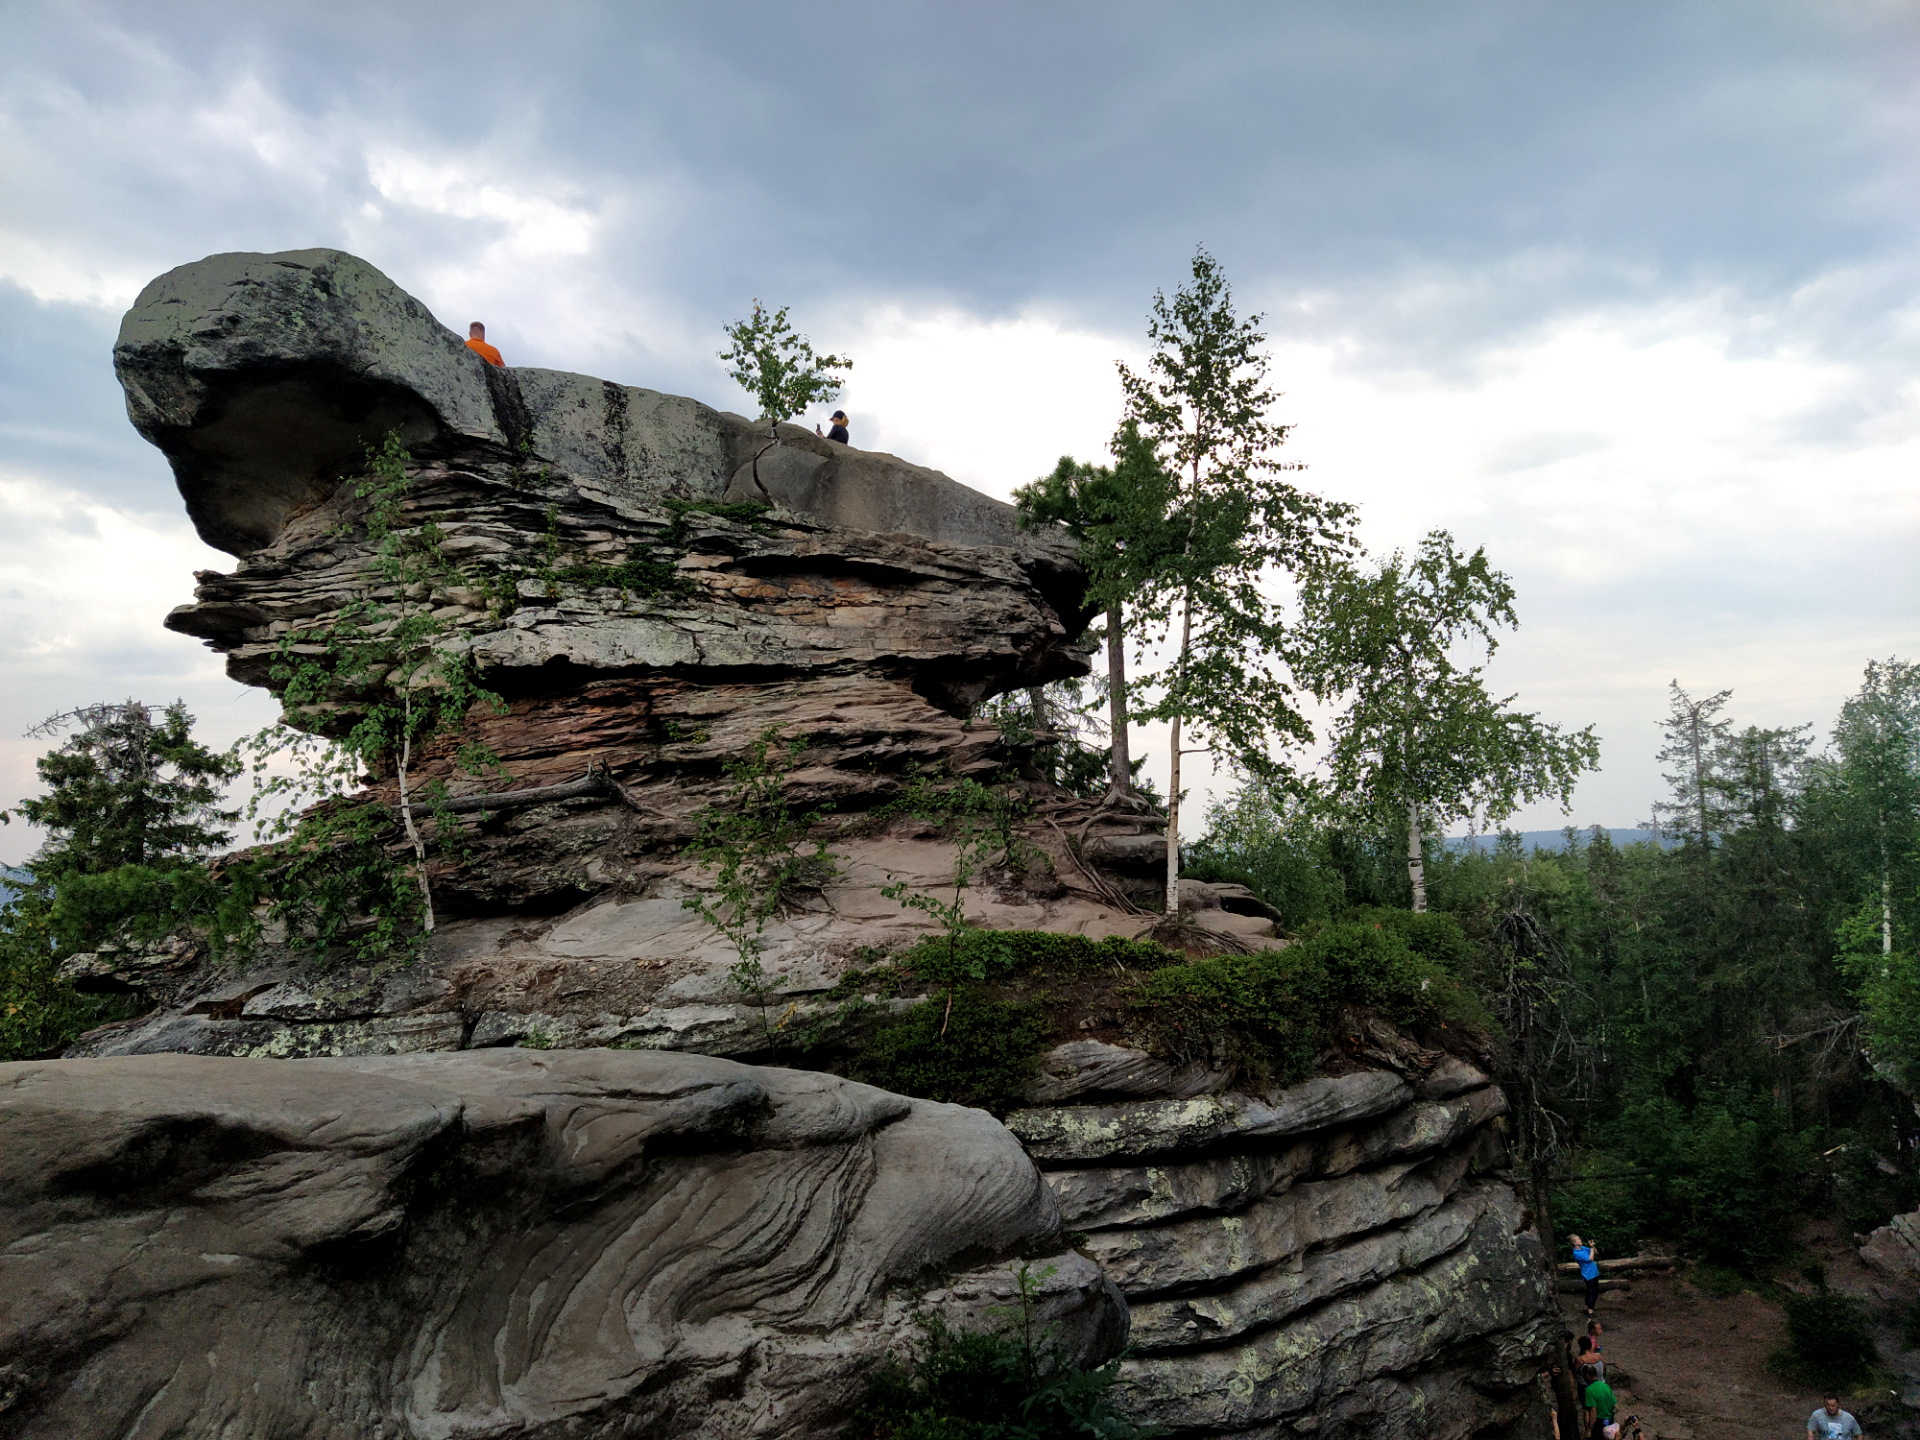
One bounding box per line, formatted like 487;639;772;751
1293;529;1600;910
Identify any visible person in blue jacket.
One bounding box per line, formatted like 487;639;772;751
1570;1234;1601;1315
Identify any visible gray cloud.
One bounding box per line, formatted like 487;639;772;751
2;0;1917;854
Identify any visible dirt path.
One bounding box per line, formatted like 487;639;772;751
1560;1278;1810;1438
1558;1226;1920;1440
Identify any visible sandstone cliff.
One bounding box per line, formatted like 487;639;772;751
0;249;1560;1439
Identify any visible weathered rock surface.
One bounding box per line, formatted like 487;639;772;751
73;249;1559;1439
86;247;1208;1059
1015;1048;1555;1439
1862;1209;1920;1279
0;1049;1123;1439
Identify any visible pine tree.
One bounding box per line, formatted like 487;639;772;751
1;700;239;1058
1012;422;1178;806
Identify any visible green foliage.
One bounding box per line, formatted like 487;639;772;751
682;725;839;1045
879;770;1039;1009
1553;1095;1808;1266
974;683;1119;801
1185;776;1345;928
1115;249;1356;910
1126;914;1481;1085
719;301;851;438
1;701;244;1058
892;928;1180;980
662;496;774;540
246;432;507;953
1770;1285;1879;1392
1292;529;1601;909
552;552;688;598
853;1263;1160;1440
853;990;1050;1112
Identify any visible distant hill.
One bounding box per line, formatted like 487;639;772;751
1443;827;1670;854
0;866;24;902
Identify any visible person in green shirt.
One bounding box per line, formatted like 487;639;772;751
1581;1364;1616;1439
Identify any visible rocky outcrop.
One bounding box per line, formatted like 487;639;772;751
78;248;1210;1059
0;1049;1124;1439
57;249;1561;1439
1011;1045;1557;1439
1863;1210;1920;1280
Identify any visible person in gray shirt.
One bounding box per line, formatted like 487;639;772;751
1809;1393;1863;1439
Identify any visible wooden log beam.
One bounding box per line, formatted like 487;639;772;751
1555;1253;1677;1274
413;769;612;815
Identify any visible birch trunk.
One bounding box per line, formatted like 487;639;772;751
1165;594;1193;917
1106;603;1131;797
396;694;436;934
1407;798;1427;913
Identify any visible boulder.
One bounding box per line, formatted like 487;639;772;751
0;1049;1124;1439
1861;1210;1920;1279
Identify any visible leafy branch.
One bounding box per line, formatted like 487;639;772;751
681;726;840;1045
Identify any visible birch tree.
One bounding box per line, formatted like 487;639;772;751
1293;530;1600;911
1116;247;1355;914
720;301;852;498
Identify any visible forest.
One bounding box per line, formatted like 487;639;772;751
1172;662;1920;1270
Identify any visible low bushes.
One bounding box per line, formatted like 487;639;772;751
852;1264;1159;1440
845;911;1483;1107
1770;1284;1879;1392
853;993;1051;1112
1551;1092;1808;1267
1126;912;1485;1086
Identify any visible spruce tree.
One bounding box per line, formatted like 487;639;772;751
1;700;238;1058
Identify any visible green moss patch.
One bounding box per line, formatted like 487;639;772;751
816;912;1483;1111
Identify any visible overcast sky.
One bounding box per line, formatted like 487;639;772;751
3;0;1918;862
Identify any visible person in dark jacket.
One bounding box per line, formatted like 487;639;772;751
816;410;849;444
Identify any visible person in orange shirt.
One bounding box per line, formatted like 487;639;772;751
465;322;504;367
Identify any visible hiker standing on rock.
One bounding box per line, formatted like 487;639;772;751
1570;1234;1601;1315
815;409;849;443
466;322;505;368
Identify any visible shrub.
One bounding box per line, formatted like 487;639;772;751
1125;915;1482;1086
894;929;1180;980
1550;1165;1654;1258
852;1264;1159;1440
853;990;1050;1112
1566;1093;1810;1266
1770;1286;1879;1392
1617;1094;1807;1265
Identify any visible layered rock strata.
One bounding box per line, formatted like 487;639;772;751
0;1049;1125;1440
1010;1044;1558;1439
71;246;1273;1061
46;249;1563;1439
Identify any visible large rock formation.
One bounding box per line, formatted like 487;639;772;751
1012;1038;1557;1439
0;1049;1123;1438
12;249;1562;1439
82;247;1210;1061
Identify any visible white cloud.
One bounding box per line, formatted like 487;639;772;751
823;291;1920;839
0;473;280;864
